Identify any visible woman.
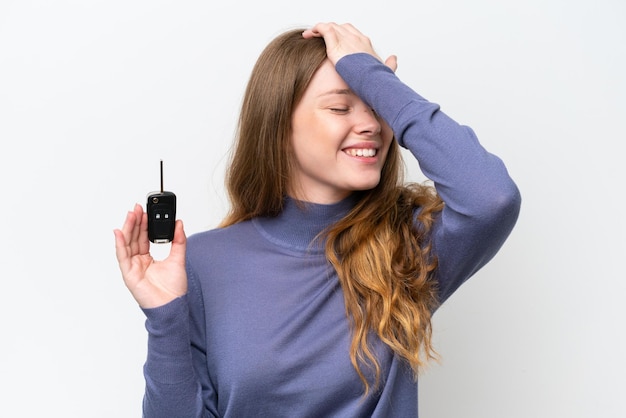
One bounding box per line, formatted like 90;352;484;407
114;22;521;417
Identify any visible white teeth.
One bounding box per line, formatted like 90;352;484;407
346;148;377;157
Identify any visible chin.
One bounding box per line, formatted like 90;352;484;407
352;180;381;191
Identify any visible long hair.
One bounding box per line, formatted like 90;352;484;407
221;28;444;395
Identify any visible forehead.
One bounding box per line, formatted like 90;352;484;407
304;59;352;98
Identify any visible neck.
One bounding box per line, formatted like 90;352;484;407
253;194;358;251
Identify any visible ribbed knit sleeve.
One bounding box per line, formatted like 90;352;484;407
336;53;521;302
141;295;209;417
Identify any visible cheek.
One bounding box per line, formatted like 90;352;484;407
381;119;393;139
292;108;328;144
381;125;394;152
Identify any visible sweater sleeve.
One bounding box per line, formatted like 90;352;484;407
140;265;217;417
336;53;522;303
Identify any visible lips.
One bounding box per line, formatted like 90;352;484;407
344;148;378;157
342;140;381;159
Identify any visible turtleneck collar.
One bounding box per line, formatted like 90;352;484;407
252;194;358;252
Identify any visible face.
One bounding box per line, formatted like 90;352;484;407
289;59;394;204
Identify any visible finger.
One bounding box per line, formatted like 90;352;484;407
127;204;142;255
302;22;344;45
133;203;151;255
116;208;140;271
385;55;398;72
119;210;138;252
304;22;380;65
302;28;320;39
309;22;360;37
168;220;187;263
138;210;150;255
302;21;334;38
114;228;131;272
302;23;344;65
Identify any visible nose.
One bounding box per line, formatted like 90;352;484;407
355;106;381;136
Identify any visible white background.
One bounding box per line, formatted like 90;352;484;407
1;0;624;417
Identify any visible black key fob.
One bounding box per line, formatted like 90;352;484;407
146;160;176;243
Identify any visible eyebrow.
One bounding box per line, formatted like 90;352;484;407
319;88;353;97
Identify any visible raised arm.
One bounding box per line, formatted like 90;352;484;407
306;22;521;302
114;205;211;417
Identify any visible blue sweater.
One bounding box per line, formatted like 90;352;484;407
141;54;521;417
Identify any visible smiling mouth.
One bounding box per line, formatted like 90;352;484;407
344;148;378;157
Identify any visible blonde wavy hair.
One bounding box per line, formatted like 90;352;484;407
220;28;444;395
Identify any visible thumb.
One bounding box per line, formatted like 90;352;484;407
385;55;398;72
168;219;187;261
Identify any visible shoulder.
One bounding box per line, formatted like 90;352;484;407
187;220;255;252
184;221;257;283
